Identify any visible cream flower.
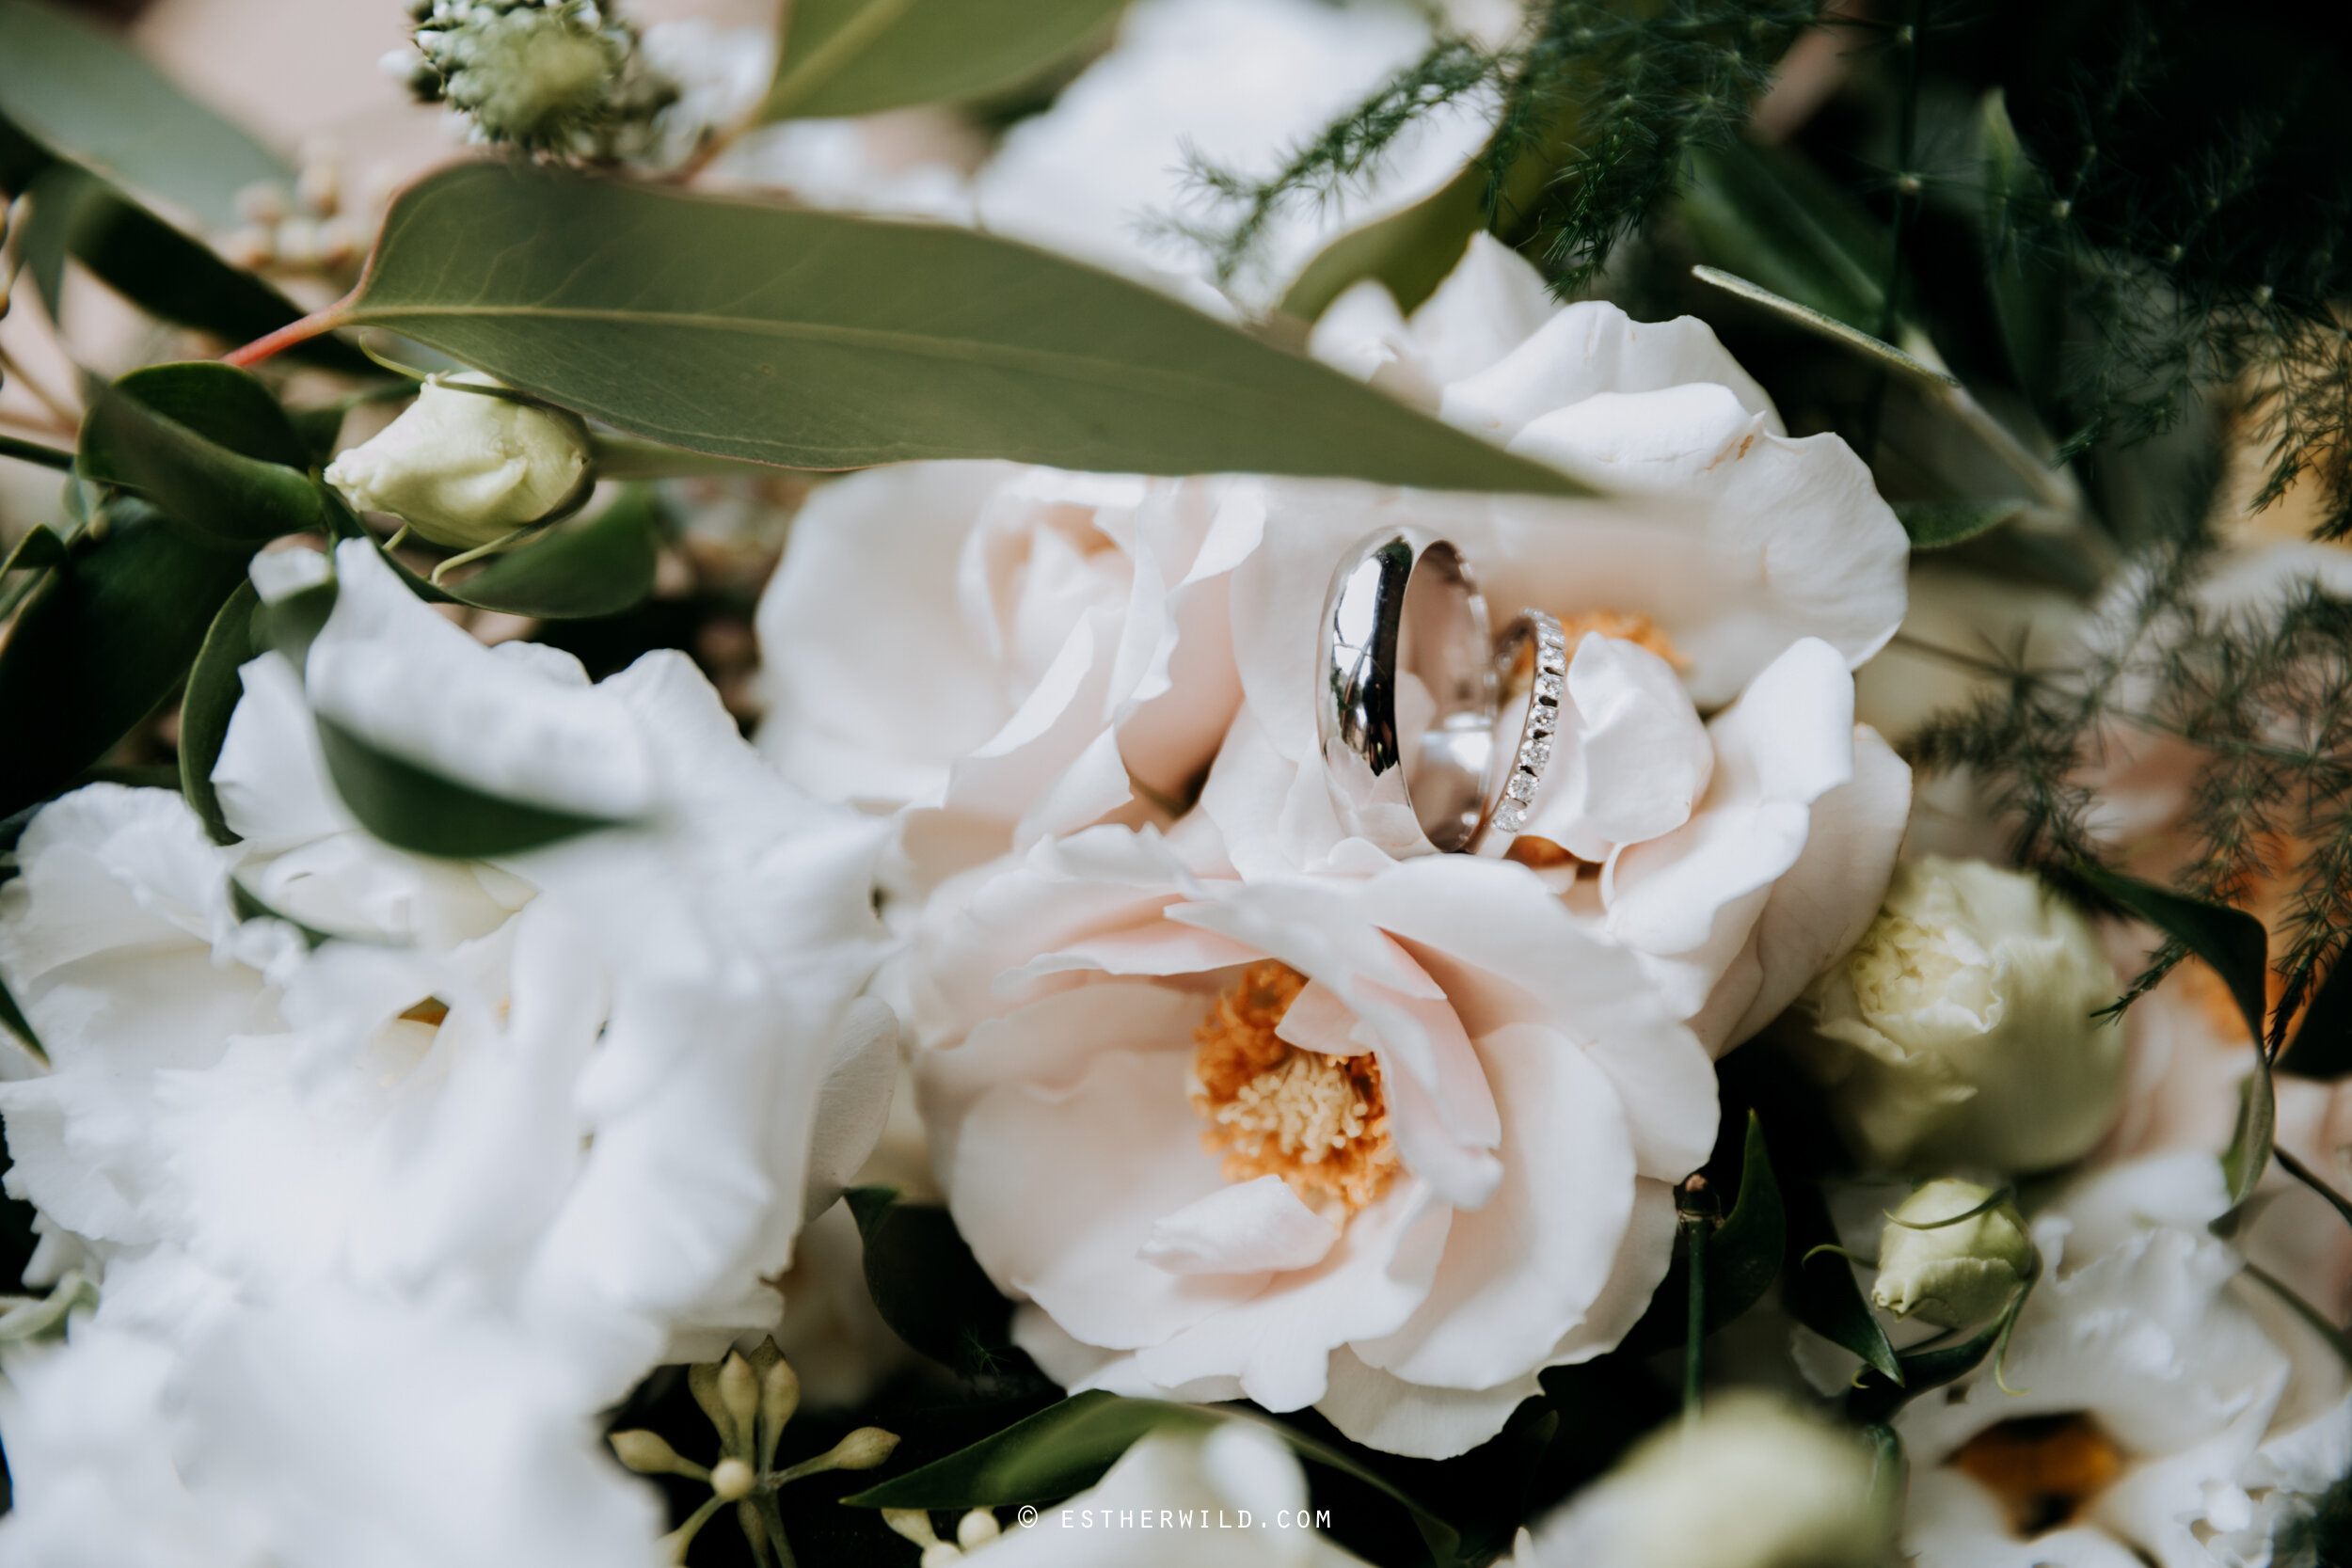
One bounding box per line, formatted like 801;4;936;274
324;375;589;549
755;465;1255;890
0;1254;663;1568
0;539;898;1394
1893;1154;2346;1568
909;824;1715;1460
1794;856;2127;1174
1511;1393;1884;1568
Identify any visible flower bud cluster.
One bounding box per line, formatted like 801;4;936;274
392;0;677;159
220;139;369;278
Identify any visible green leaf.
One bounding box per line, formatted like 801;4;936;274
1846;1308;2007;1424
0;972;44;1064
2075;865;2269;1045
20;163;370;374
79;365;344;546
761;0;1125;122
1893;499;2033;550
1782;1178;1901;1385
1689;266;1956;390
2075;864;2274;1205
312;716;628;861
422;488;662;620
843;1391;1214;1510
325;163;1587;495
0;499;253;819
845;1186;1020;1379
0;0;288;230
1978;90;2069;418
1280;162;1486;324
0;525;65;576
2277;955;2352;1079
1679;136;1892;337
1620;1111;1786;1354
179;580;259;847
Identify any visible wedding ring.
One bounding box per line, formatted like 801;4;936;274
1317;528;1497;856
1469;610;1568;858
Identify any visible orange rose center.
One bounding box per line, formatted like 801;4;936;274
1191;962;1399;1222
1947;1413;2127;1537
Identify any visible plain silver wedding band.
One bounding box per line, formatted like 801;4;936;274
1468;609;1568;859
1316;528;1497;857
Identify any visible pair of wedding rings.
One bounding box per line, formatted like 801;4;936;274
1317;528;1567;860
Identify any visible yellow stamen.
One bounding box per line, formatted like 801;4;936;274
1947;1413;2126;1538
1192;962;1398;1220
1556;608;1687;669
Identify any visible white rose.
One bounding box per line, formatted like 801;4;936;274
1796;855;2126;1173
756;464;1254;891
1220;235;1913;1053
325;374;589;549
1512;1393;1883;1568
0;540;897;1394
1871;1179;2036;1330
909;824;1715;1461
1894;1153;2344;1568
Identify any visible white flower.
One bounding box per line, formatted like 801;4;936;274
755;465;1255;891
908;825;1716;1460
0;540;898;1395
1512;1393;1883;1568
1794;856;2127;1174
325;375;589;549
0;1255;662;1568
1893;1153;2345;1568
897;1421;1367;1566
1871;1179;2035;1330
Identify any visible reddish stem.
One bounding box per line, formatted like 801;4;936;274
223;304;353;369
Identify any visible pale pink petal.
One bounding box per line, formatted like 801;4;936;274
1442;303;1781;446
1318;1347;1543;1461
1356;1024;1638;1387
1140;1177;1341;1276
1522;632;1713;859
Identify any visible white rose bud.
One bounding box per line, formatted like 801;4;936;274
1794;855;2124;1173
325;374;589;549
1520;1394;1883;1568
1870;1178;2035;1329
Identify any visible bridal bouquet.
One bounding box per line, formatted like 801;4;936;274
0;0;2349;1563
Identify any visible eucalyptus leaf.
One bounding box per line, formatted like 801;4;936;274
0;499;253;819
1845;1308;2006;1424
843;1392;1213;1510
429;488;662;620
79;366;344;546
310;164;1585;494
20;163;369;373
180;580;260;847
1783;1177;1901;1384
1893;499;2032;550
313;717;628;861
845;1186;1021;1379
0;0;287;230
0;525;65;576
1690;266;1956;390
762;0;1125;122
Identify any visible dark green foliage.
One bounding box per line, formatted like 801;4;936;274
2276;1465;2352;1568
1180;0;1819;300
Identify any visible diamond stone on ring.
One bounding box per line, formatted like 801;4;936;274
1470;610;1568;857
1316;527;1498;857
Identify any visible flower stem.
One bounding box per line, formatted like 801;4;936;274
222;299;356;369
1680;1191;1709;1433
0;433;72;472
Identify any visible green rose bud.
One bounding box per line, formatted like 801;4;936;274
325;374;590;550
1871;1178;2035;1329
1794;856;2125;1173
